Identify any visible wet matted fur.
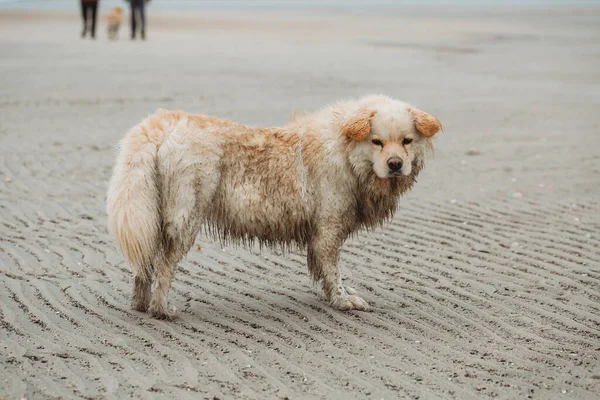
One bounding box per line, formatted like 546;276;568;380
106;95;442;319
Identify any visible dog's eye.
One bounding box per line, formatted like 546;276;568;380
402;138;413;145
371;139;383;147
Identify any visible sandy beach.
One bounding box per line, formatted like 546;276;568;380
1;6;599;399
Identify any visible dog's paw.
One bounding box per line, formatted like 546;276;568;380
330;294;370;311
147;303;177;321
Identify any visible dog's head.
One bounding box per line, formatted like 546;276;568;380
340;95;442;179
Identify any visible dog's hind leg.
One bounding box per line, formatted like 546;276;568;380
147;154;219;320
131;273;152;311
147;239;191;320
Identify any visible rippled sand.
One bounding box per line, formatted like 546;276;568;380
1;7;599;399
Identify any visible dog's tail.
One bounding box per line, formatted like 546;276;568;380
107;115;169;280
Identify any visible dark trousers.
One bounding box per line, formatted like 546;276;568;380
80;2;98;38
130;0;146;39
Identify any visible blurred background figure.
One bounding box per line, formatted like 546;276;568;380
107;6;123;40
79;0;99;39
127;0;150;40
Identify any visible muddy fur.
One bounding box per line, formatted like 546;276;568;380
106;94;442;319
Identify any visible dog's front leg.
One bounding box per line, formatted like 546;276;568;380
307;224;369;311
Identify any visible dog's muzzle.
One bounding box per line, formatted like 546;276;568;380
387;157;403;174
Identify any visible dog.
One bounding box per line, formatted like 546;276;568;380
107;7;123;40
106;95;442;320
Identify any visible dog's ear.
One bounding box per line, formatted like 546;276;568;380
340;109;377;142
409;107;442;138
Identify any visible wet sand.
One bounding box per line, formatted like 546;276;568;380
1;7;599;399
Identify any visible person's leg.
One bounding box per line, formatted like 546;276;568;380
140;0;146;40
80;2;88;37
130;3;137;39
90;2;98;39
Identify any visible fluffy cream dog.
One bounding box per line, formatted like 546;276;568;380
107;95;442;319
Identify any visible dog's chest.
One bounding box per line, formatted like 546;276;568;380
353;179;403;230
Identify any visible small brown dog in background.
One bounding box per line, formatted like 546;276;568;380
107;7;123;40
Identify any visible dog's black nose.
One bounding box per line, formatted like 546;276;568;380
387;157;403;172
